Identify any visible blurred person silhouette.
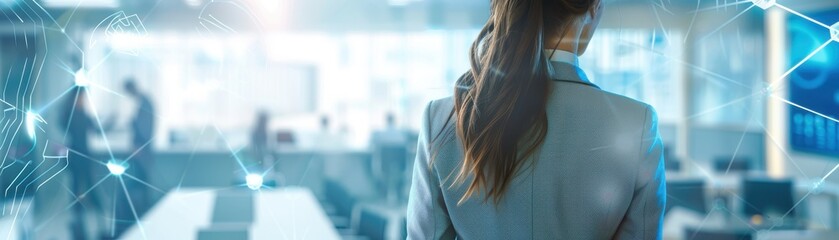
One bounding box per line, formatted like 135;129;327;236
114;78;156;236
370;112;408;203
62;88;106;240
314;114;343;151
250;111;273;171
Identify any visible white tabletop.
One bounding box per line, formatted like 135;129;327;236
122;187;339;240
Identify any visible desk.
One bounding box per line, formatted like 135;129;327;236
756;230;839;239
122;187;339;240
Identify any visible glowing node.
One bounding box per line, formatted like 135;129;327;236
25;111;37;139
750;0;775;10
106;161;127;176
74;68;89;87
759;84;775;97
812;180;825;194
245;174;263;190
831;22;839;43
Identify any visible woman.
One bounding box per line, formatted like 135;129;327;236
407;0;666;239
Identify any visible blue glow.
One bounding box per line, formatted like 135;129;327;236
789;10;839;157
74;68;89;87
751;0;775;10
106;161;127;176
25;111;36;139
245;174;263;190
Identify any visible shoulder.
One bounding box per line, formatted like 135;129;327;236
598;88;653;116
423;97;455;127
584;85;655;122
427;97;455;118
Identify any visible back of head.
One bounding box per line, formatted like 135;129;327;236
451;0;600;204
320;115;330;130
385;112;396;127
124;78;138;95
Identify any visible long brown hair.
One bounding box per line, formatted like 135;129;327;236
448;0;597;204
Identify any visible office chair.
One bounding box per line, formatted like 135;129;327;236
357;209;388;240
742;177;795;221
373;144;408;202
324;180;357;230
685;228;753;240
663;146;681;171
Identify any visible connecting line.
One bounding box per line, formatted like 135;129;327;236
684;91;760;121
689;0;752;14
176;126;208;192
62;89;81;147
684;0;702;44
111;180;117;238
651;4;671;46
88;81;128;99
617;40;753;89
774;3;832;30
197;0;267;32
28;52;47;110
121;136;157;165
724;105;757;176
35;86;76;113
722;195;761;232
698;5;756;43
259;190;292;240
768;163;839;232
768;39;833;89
66;148;110;168
756;120;811;180
35;157;68;191
27;141;68;191
772;95;839;125
88;49;115;75
213;125;251;175
202;14;238;34
26;0;62;29
119;177;147;240
62;0;87;30
81;87;117;162
649;0;674;16
32;175;110;232
5;162;30;198
122;173;167;195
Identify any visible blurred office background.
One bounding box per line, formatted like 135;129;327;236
0;0;837;239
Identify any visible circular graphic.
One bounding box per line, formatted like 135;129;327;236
789;24;832;90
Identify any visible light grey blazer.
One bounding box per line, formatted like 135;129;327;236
407;61;666;240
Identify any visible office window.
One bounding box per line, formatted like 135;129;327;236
580;29;685;123
87;30;477;149
692;31;766;127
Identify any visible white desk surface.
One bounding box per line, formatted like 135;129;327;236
122;187;339;240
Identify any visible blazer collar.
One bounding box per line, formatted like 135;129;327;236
548;61;599;89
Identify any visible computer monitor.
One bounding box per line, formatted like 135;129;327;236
788;9;839;157
685;228;752;240
713;156;752;173
666;179;707;214
742;177;795;218
276;131;295;145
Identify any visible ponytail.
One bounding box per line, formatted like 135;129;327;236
443;0;597;204
451;0;552;204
